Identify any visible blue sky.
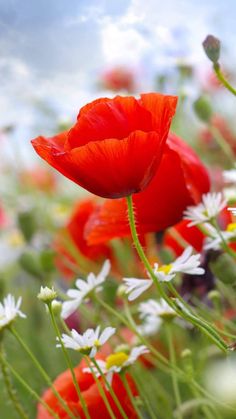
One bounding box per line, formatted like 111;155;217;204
0;0;235;159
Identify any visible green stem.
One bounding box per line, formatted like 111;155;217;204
48;304;90;419
132;372;157;419
209;125;235;167
120;373;143;419
0;344;28;419
126;195;228;353
95;296;236;414
1;356;59;419
211;219;236;259
165;323;182;419
10;326;76;419
91;358;129;419
213;63;236;97
84;357;116;419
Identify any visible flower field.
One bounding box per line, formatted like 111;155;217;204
1;9;236;418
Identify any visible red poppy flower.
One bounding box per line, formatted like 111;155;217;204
84;133;210;245
31;93;177;199
54;199;113;279
37;356;138;419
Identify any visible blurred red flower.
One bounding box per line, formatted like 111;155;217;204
31;93;177;199
54;199;113;279
100;66;136;92
163;220;205;257
37;356;138;419
84;133;210;245
0;204;6;228
20;166;57;193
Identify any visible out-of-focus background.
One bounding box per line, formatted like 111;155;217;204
1;0;236;164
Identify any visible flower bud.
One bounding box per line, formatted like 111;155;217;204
193;96;212;123
19;251;43;279
17;209;37;242
37;286;57;303
202;35;221;64
51;300;62;316
207;289;221;303
209;253;236;284
117;284;127;298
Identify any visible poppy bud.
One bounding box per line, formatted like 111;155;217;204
209;253;236;284
194;96;212;123
202;35;221;64
18;209;37;242
19;251;43;279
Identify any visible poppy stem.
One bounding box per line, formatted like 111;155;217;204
47;304;91;419
9;326;76;419
213;63;236;97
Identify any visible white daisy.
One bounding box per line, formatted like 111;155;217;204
58;325;115;358
154;246;204;282
83;345;149;384
223;169;236;183
123;278;152;301
183;192;226;226
61;260;111;319
137;316;162;337
139;298;176;320
0;294;26;330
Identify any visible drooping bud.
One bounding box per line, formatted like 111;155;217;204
202;35;221;64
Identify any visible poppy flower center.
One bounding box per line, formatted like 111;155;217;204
105;352;129;369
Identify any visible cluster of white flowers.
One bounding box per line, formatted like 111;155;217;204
123;247;204;301
58;325;115;358
61;260;111;319
0;294;26;331
83;345;149;384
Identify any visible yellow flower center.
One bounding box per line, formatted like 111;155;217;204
227;223;236;232
158;264;172;274
93;339;101;347
105;352;129;370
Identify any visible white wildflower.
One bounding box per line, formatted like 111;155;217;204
83;345;149;384
123;278;152;301
183;192;226;226
0;295;26;330
61;260;111;319
139;298;176;320
58;326;115;358
223;169;236;183
154;246;204;282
